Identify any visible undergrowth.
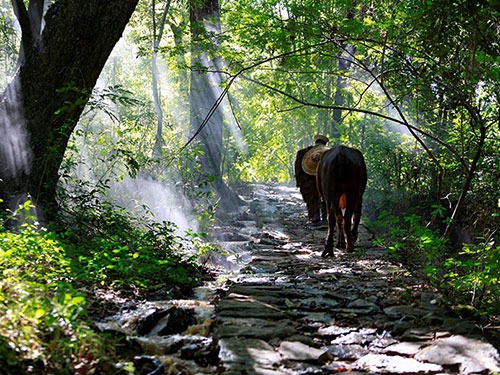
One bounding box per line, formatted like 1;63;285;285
0;199;204;374
55;199;201;294
369;209;500;317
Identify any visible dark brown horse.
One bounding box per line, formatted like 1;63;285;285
317;146;367;256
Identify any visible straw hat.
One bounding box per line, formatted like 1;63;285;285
314;134;329;144
302;145;331;175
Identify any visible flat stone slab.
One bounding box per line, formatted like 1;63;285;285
347;298;380;311
296;296;341;311
317;325;356;338
331;329;378;345
383;305;431;319
382;341;428;356
217;299;288;319
219;338;281;366
278;341;333;363
400;328;436;341
229;285;307;299
328;344;369;360
414;335;500;374
216;317;298;340
356;353;444;373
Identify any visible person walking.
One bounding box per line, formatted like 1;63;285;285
294;135;329;226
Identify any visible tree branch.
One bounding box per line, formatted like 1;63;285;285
240;73;452;149
27;0;45;39
156;0;171;47
177;39;336;154
227;92;242;130
11;0;33;60
341;69;399;123
332;39;470;175
153;0;171;50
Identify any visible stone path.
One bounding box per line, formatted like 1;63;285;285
214;183;500;374
94;183;500;374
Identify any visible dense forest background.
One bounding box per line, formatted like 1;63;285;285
0;0;498;373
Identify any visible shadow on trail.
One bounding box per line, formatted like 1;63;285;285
215;183;500;375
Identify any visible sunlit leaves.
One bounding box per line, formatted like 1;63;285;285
0;203;101;372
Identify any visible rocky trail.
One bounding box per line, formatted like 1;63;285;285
97;183;500;375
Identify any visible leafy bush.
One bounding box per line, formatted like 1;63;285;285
370;210;447;272
0;202;103;374
0;198;204;373
443;239;500;314
370;210;500;315
55;197;202;293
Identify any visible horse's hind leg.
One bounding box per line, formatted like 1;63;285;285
351;193;363;243
321;201;335;257
344;209;354;252
336;212;345;249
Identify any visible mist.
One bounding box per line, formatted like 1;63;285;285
0;82;32;183
0;79;34;219
64;33;200;235
107;175;198;235
366;80;414;140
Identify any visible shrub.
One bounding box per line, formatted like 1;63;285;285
0;198;204;373
443;239;500;314
56;199;202;292
370;209;500;315
370;210;447;273
0;202;103;373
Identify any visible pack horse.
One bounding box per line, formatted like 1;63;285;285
302;145;367;256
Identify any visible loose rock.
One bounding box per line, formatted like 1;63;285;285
278;341;333;363
414;335;500;374
356;353;444;373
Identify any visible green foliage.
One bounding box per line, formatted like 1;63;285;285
371;209;500;315
0;202;103;374
0;196;203;373
443;239;500;314
370;210;447;272
55;196;201;292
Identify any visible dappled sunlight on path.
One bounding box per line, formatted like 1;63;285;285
215;183;500;375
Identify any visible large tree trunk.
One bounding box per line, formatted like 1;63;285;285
189;0;223;177
170;23;189;111
152;0;171;159
0;0;139;218
189;0;242;211
331;44;355;141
